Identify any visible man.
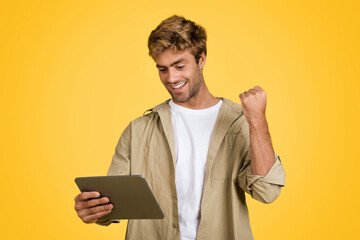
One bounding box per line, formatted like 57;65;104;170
74;15;285;240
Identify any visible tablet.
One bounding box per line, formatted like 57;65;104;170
75;175;164;220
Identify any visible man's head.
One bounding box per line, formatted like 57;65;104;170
148;15;207;64
148;16;210;107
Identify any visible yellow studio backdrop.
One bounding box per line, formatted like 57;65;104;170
1;0;359;239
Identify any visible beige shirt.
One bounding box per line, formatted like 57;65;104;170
102;98;285;240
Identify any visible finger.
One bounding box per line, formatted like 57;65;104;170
254;86;266;96
78;203;113;218
243;91;250;97
75;196;109;211
82;209;112;224
239;93;245;102
248;89;257;95
78;197;110;210
87;197;110;207
76;191;100;202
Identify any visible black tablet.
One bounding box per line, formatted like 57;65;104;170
75;175;164;220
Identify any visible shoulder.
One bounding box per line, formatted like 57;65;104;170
128;99;170;127
219;97;249;136
220;97;243;114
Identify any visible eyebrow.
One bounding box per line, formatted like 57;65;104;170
156;58;186;68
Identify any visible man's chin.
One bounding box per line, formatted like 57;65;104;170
170;94;190;104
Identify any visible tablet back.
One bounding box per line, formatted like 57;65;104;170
75;175;164;220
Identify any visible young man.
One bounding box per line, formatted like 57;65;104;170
74;15;285;240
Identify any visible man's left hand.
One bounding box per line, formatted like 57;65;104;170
239;86;267;126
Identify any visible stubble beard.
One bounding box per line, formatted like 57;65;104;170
169;79;202;103
170;72;203;104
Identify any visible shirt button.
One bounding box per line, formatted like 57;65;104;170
173;223;179;228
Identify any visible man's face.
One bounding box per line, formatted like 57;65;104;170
155;49;206;105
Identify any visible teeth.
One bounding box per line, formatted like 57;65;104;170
172;82;186;89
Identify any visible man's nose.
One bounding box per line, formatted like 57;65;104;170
168;69;179;83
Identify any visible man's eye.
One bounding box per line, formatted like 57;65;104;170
159;69;167;72
176;65;185;69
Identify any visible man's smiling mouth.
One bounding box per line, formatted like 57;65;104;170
171;81;187;89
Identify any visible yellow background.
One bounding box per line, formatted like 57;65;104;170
1;0;359;239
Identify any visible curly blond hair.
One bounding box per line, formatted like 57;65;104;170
148;15;207;63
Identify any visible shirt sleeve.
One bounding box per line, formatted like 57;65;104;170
237;152;285;204
97;123;132;226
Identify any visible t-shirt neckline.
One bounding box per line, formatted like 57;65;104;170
169;99;222;115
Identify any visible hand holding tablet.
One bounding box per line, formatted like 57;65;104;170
74;191;113;224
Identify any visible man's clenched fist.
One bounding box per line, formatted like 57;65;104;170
239;86;267;126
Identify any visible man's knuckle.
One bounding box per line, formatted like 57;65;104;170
77;211;85;218
78;194;84;201
75;202;85;211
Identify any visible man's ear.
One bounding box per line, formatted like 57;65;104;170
198;52;206;70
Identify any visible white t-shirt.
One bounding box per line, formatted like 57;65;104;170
169;99;222;240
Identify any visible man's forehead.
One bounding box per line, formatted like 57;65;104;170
155;49;192;66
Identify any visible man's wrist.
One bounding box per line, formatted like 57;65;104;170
248;117;269;134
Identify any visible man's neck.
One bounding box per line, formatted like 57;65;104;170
172;84;219;109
